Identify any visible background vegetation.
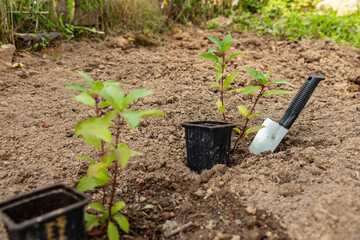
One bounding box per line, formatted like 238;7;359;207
1;0;360;49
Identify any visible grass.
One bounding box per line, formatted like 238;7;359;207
232;1;360;49
104;0;166;35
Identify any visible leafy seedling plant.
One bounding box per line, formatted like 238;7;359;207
230;67;294;152
198;34;293;152
66;72;164;240
198;33;246;121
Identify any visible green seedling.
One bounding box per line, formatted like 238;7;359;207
230;67;293;152
67;72;164;240
198;33;246;121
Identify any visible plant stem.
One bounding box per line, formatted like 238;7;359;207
94;96;106;206
233;85;266;153
220;54;227;122
108;114;121;221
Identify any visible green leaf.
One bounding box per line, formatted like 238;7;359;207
111;201;126;214
245;67;267;85
99;100;110;108
103;111;117;122
227;88;244;93
222;42;232;54
216;100;225;113
107;221;119;240
221;34;232;53
75;118;112;149
87;162;107;178
113;143;131;169
84;213;100;230
98;84;124;112
262;90;294;96
88;202;105;213
73;92;95;107
207;48;219;53
76;175;108;192
264;71;271;81
113;214;130;233
103;80;122;88
221;34;232;46
268;80;294;86
245;126;266;137
123;89;153;108
210;83;219;88
77;71;94;90
103;152;115;167
120;110;140;130
214;61;222;72
248;111;263;119
233;128;241;134
216;72;224;81
227;52;247;61
143;204;155;209
198;53;219;62
101;211;109;224
92;167;110;182
223;72;239;89
77;155;96;164
241;85;261;96
94;82;104;91
138;109;165;118
206;36;223;53
66;83;87;92
245;66;259;79
237;105;248;118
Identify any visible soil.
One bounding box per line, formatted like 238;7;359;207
0;28;359;240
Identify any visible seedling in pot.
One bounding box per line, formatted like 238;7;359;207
198;33;246;121
230;67;293;152
67;72;164;240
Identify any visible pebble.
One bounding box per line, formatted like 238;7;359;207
235;219;242;225
205;220;216;230
162;220;178;232
66;133;73;137
3;161;10;166
298;173;308;183
194;189;205;198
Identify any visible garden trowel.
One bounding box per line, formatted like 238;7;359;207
249;75;325;155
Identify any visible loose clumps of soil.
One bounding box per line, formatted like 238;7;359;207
0;28;359;240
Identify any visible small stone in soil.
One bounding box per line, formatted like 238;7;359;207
3;161;10;166
66;133;73;137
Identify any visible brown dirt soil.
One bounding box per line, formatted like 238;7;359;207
0;28;359;240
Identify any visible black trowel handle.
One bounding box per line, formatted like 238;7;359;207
279;75;325;129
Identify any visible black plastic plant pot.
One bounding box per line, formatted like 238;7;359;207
0;184;90;240
181;121;237;173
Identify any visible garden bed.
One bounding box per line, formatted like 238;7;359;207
0;28;359;239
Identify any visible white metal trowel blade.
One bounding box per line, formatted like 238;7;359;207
249;118;288;155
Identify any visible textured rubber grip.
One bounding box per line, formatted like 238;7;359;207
279;75;325;129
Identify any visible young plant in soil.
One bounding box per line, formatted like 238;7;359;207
67;72;164;240
198;33;246;121
230;67;293;152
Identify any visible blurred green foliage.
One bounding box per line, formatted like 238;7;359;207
233;0;360;48
1;0;359;50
